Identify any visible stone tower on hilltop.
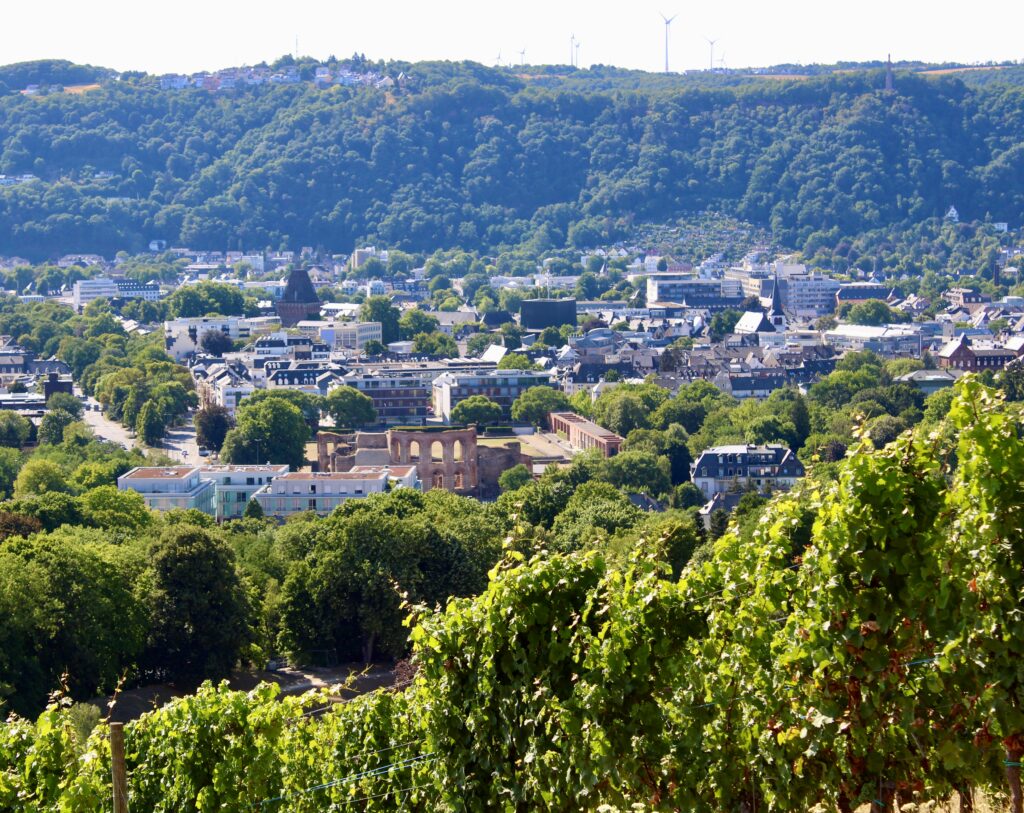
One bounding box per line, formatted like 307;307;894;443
276;266;320;327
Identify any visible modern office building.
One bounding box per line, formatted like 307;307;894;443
520;298;577;330
197;464;290;521
253;466;419;518
116;467;216;515
432;369;554;420
645;274;743;309
72;278;119;310
164;316;280;361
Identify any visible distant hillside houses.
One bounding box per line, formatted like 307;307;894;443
157;64;397;93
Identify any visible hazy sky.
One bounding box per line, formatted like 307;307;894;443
6;0;1022;74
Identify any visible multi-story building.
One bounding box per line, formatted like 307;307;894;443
548;412;623;457
165;317;281;361
113;279;162;301
432;370;555;421
72;278;119;310
337;361;496;424
824;325;923;357
779;272;841;317
937;334;1016;371
116;467;216;515
645;273;743;310
691;444;805;500
253;466;419;518
197;464;289;521
836;282;890;307
296;321;382;351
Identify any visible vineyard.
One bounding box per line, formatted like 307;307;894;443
4;378;1024;811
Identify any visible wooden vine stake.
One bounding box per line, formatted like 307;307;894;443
110;722;129;813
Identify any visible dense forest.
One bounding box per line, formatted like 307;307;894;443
0;61;1022;259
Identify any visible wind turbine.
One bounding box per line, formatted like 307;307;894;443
660;13;677;74
705;37;717;72
495;50;502;67
519;48;526;67
575;40;581;69
570;34;576;67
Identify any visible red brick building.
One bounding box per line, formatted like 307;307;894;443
937;334;1015;371
549;412;623;457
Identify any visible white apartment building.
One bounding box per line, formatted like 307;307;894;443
780;272;842;318
164;316;280;361
73;278;118;310
295;321;382;350
197;464;289;520
432;369;554;421
253;466;419;518
117;467;216;515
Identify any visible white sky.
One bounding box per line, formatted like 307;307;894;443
5;0;1022;75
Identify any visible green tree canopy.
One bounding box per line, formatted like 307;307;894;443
220;398;309;469
143;524;252;685
359;296;401;344
451;395;503;426
323;386;377;429
194;404;234;452
510;386;570;426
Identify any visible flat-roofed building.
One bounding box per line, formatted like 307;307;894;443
296;320;382;350
432;370;555;421
197;464;289;520
253;466;419;518
164;316;280;361
117;466;215;515
824;325;922;357
548;412;623;457
72;278;118;310
338;360;499;424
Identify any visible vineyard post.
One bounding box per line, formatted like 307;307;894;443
1008;743;1023;813
110;722;129;813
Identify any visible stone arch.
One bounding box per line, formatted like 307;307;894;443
386;428;479;494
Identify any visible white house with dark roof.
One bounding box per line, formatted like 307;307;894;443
691;444;804;500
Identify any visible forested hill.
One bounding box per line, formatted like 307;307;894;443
0;61;1023;259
